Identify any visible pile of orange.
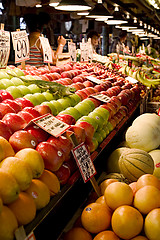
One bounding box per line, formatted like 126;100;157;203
63;174;160;240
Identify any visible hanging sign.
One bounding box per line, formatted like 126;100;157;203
11;30;29;63
39;36;52;63
80;42;88;62
68;42;76;62
72;142;97;183
0;30;10;68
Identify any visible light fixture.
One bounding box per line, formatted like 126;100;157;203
148;25;151;30
105;6;127;25
49;0;59;7
134;17;137;23
140;37;149;40
144;23;147;29
77;11;89;16
118;19;138;29
139;21;143;27
95;17;108;21
126;12;130;19
55;0;91;11
36;4;42;7
86;0;113;19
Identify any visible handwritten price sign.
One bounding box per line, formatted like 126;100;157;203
0;30;10;67
39;36;52;63
80;42;88;62
11;30;29;63
91;93;110;103
68;42;76;62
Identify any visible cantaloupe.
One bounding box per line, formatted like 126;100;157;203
149;149;160;179
119;148;154;182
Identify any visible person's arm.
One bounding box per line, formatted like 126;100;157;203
52;36;66;64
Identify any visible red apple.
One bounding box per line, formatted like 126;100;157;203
76;90;88;100
18;111;34;124
36;141;65;171
15;98;34;109
94;85;104;92
87;97;101;108
2;99;22;113
0;103;16;118
109;96;122;110
56;114;76;125
22;107;41;118
26;125;50;143
75;121;95;142
83;81;94;87
54;163;71;185
0;120;12;140
34;105;52;116
70;83;81;91
108;118;117;129
72;76;84;83
2;113;27;132
9;130;38;152
0;90;14;101
68;125;86;144
61;71;73;79
39;75;50;81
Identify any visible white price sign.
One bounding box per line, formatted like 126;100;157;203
72;142;96;183
39;36;52;63
25;232;36;240
91;93;111;103
0;30;10;67
11;30;29;63
68;42;76;62
86;75;102;84
80;42;88;62
32;114;70;137
125;76;138;84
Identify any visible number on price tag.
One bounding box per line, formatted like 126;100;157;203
39;36;52;63
72;142;96;183
91;93;110;103
0;30;10;67
86;76;102;84
80;42;88;62
32;114;70;137
11;30;29;63
68;42;76;62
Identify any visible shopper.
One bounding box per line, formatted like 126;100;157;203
23;12;66;67
110;30;127;54
87;30;100;54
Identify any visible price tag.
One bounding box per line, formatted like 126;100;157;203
39;36;52;63
80;42;88;62
88;42;93;62
91;93;110;103
125;76;138;84
11;30;29;63
0;30;10;68
72;142;96;183
25;232;36;240
86;75;102;84
32;114;70;137
68;42;76;62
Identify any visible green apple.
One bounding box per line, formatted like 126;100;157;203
41;101;57;115
28;84;41;93
18;85;31;95
33;93;46;105
91;137;99;152
42;92;55;101
6;86;23;99
67;94;81;106
63;96;75;107
1;79;14;88
93;107;109;123
103;124;110;136
0;71;11;79
24;94;40;106
57;98;71;110
93;131;103;144
106;121;114;132
82;99;95;111
12;68;25;77
88;111;105;130
62;107;81;121
50;100;63;114
78;116;98;131
10;77;25;86
98;128;107;140
0;81;6;89
74;102;92;116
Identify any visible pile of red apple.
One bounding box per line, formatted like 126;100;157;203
0;62;142;186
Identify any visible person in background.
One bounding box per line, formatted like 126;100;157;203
23;12;66;67
110;30;127;54
87;30;100;54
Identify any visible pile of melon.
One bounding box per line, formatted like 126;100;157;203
106;113;160;182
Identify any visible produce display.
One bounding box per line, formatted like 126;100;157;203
0;62;143;239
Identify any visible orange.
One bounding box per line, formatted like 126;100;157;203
130;236;149;240
63;227;92;240
81;202;111;234
39;169;60;196
136;174;160;191
0;196;2;214
93;230;120;240
104;181;133;210
133;185;160;215
95;195;112;213
144;208;160;240
0;205;18;240
0;136;15;158
111;205;143;240
100;179;118;195
8;192;36;226
129;182;137;196
25;179;50;210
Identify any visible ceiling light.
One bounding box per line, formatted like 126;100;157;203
55;0;91;11
148;25;151;30
144;23;147;28
126;12;130;19
105;6;127;25
139;21;143;27
49;0;59;7
134;17;137;23
36;4;42;7
86;0;113;19
118;20;138;29
140;38;149;40
95;17;108;21
77;11;89;16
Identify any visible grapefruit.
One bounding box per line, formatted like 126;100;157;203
0;136;15;158
93;230;120;240
136;174;160;191
144;208;160;240
99;178;118;195
63;227;92;240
